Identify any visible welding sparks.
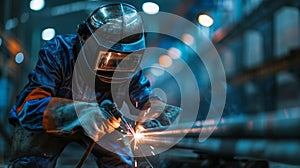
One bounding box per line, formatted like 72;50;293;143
132;131;145;150
134;160;138;168
129;127;156;168
130;125;146;150
133;132;144;141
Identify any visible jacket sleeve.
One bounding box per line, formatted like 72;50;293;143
128;71;160;113
13;42;62;130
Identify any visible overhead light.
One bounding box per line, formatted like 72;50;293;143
181;33;194;46
20;13;30;23
142;2;159;15
5;18;18;30
159;55;173;68
42;28;55;40
15;52;24;64
198;14;214;27
168;47;181;59
30;0;45;11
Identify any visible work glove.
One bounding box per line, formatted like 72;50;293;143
135;100;181;132
43;98;121;142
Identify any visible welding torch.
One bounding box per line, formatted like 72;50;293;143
100;99;134;134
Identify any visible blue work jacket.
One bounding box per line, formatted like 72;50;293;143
9;34;152;130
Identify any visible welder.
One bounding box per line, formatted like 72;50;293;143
8;3;180;168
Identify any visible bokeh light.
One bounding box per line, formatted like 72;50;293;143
15;52;24;64
30;0;45;11
142;2;160;15
159;55;173;68
168;47;182;59
182;33;195;46
198;14;214;27
42;28;55;41
150;63;165;76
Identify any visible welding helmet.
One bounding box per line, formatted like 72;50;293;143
77;3;145;83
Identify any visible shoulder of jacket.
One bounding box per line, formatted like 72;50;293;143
42;34;77;53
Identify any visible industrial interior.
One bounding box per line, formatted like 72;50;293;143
1;0;300;167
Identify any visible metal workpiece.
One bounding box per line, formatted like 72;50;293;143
137;107;300;164
176;138;300;165
140;107;300;138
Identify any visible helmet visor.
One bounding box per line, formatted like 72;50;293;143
95;51;142;72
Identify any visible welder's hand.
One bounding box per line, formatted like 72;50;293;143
43;98;121;142
135;100;181;131
107;116;122;129
99;99;123;130
76;102;122;141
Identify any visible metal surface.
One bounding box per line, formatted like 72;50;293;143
137;107;300;165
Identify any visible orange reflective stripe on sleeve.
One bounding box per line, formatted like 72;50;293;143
16;88;52;114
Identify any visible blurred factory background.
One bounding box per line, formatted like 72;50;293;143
1;0;300;167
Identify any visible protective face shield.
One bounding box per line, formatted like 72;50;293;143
95;50;143;83
77;3;145;83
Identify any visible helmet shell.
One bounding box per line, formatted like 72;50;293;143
85;3;145;53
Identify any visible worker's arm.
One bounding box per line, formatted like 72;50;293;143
11;38;120;142
12;40;63;130
43;98;120;141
